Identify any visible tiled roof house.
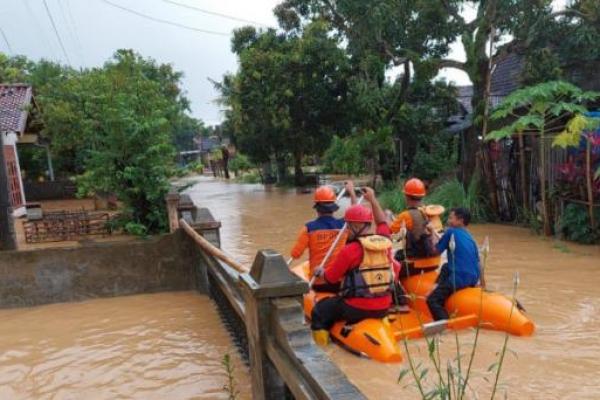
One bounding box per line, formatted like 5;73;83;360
1;84;37;215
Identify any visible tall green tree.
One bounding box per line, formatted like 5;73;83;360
218;21;350;185
276;0;460;182
173;114;203;153
1;50;195;234
37;51;183;233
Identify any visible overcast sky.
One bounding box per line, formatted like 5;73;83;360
0;0;565;125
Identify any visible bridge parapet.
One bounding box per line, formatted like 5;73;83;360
171;189;366;399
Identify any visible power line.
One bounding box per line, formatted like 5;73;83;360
57;0;85;65
65;0;86;62
0;27;13;55
162;0;271;28
42;0;72;64
100;0;230;37
23;0;58;60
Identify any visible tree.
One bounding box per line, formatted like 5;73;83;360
276;0;459;182
218;21;350;185
30;51;191;234
487;81;600;235
173;114;202;153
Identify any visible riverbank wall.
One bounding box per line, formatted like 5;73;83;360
0;230;200;308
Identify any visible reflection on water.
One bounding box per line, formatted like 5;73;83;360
188;177;600;399
0;292;250;400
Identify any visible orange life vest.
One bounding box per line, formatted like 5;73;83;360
341;235;394;298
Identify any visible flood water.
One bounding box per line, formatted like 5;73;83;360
186;177;600;399
0;292;250;400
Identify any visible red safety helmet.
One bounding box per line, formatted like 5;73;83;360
314;186;337;203
344;205;373;223
403;178;426;198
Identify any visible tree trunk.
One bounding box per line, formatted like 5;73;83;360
539;129;552;236
463;79;486;188
276;156;287;184
261;161;274;184
586;137;595;228
294;152;304;187
0;134;17;250
481;25;500;217
518;132;528;210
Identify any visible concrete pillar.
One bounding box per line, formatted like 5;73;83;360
240;250;308;400
184;204;222;294
165;188;180;233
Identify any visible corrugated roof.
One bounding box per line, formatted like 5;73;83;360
200;136;220;152
490;52;524;97
456;85;474;114
453;51;525;116
0;84;33;134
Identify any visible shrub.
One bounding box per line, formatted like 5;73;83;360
558;203;600;244
426;177;489;223
237;171;262;184
322;135;365;175
379;183;407;213
229;153;253;175
188;161;204;173
409;135;456;182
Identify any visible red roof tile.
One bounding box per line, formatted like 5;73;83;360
0;84;33;134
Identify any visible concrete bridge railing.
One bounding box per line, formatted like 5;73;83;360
172;191;367;400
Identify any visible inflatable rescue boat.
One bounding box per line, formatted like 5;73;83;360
293;258;535;363
399;271;535;336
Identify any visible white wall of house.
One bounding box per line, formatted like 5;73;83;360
2;132;26;217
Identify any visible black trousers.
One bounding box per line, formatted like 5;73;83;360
312;282;341;293
426;264;455;321
311;296;388;330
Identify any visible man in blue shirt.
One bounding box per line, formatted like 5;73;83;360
426;207;484;321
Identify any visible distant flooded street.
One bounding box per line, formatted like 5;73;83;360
187;177;600;399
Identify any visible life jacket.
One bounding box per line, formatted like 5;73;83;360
403;207;440;269
341;235;394;298
405;208;438;257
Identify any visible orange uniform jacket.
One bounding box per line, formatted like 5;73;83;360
290;215;347;285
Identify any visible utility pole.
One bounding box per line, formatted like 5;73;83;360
0;132;17;250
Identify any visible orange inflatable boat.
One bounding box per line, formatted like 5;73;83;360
400;271;535;337
293;261;534;363
301;288;403;363
292;263;403;363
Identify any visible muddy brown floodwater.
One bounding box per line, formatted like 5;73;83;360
187;177;600;400
0;292;250;400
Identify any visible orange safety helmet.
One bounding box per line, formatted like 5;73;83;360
403;178;426;198
344;205;373;223
314;186;337;203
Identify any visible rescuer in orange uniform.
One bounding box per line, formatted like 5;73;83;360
290;182;357;292
390;178;441;276
310;188;400;345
